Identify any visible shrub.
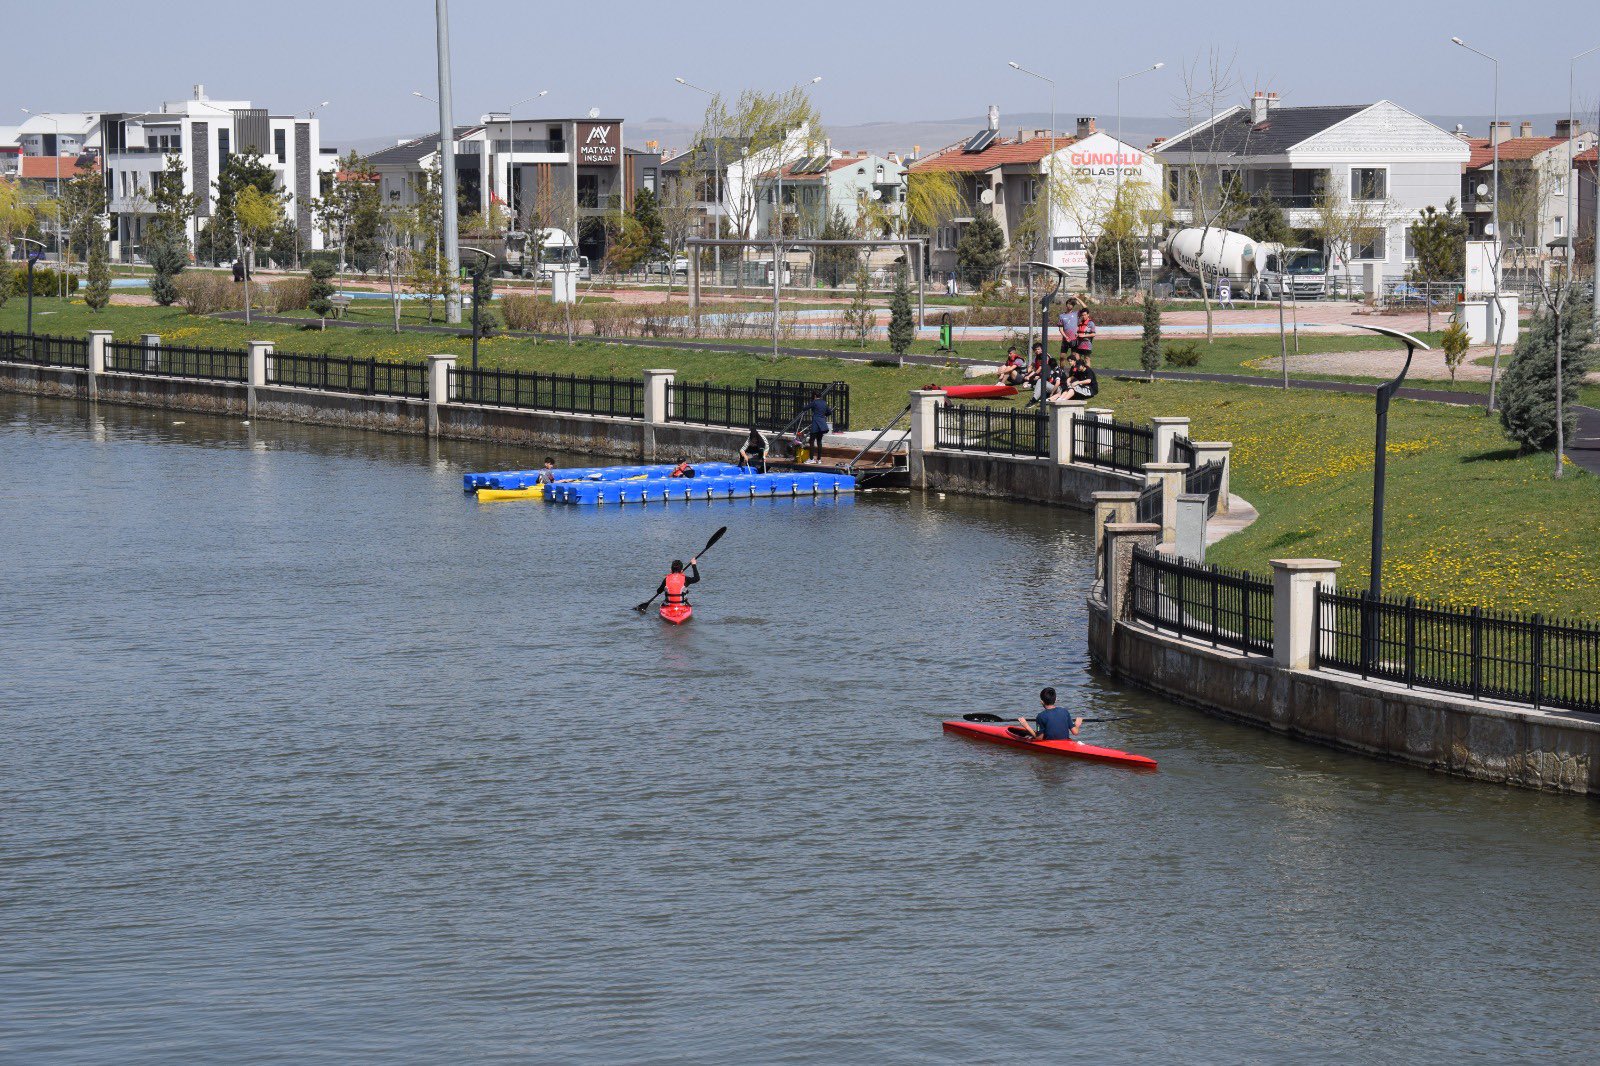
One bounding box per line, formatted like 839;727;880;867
308;259;336;321
1499;299;1595;452
1139;291;1161;379
8;267;80;298
267;277;312;313
173;272;236;315
146;230;188;307
1164;342;1201;368
500;293;547;332
1439;320;1470;383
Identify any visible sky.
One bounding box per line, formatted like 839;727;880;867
3;0;1597;147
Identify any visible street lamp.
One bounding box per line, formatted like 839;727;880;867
1009;62;1056;278
502;90;548;225
1352;324;1430;600
16;237;46;342
1451;35;1505;412
1116;62;1163;294
458;246;497;390
431;0;462;323
676;76;723;286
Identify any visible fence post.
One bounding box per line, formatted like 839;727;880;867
1049;398;1086;466
1142;461;1188;546
1270;558;1343;670
426;354;456;439
1091;490;1139;586
1175;493;1208;562
1191;441;1234;514
1085;407;1112;458
246;341;272;419
1151;416;1191;464
907;388;946;488
86;330;111;401
641;369;675;461
139;333;161;376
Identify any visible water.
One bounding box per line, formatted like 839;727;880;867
2;393;1598;1064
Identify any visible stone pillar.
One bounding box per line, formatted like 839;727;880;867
1271;558;1342;670
1151;416;1191;465
1175;493;1208;562
1192;441;1234;514
426;354;457;439
641;369;675;462
1048;398;1086;465
1142;461;1189;546
906;388;945;487
1085;407;1112;460
139;333;161;375
1091;490;1139;583
86;330;111;401
1099;521;1162;668
246;341;272;419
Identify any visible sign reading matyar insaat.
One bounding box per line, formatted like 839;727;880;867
576;122;619;165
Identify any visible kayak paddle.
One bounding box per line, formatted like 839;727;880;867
962;712;1132;725
633;526;728;613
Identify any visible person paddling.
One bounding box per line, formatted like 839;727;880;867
1013;687;1083;741
537;457;557;488
656;557;700;611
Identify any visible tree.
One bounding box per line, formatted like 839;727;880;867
314;151;383;272
1242;191;1292;247
0;177;36;249
1498;297;1594;453
403;158;451;322
887;267;914;360
1309;190;1385;301
308;256;336;328
234;184;284;324
1140;289;1162;379
841;263;875;347
83;217;110;311
956;213;1005;286
602;210;650;274
632;187;666;263
814;207;855;287
206;150;277;265
470;264;498;336
657;169;699;298
903;170;964;239
1408;199;1466;330
60;163;106;264
1439;320;1470;383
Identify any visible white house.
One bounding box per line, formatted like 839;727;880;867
721;123;819;238
1044;126;1164;273
754;151;907;236
1156;95;1471;280
98;86;335;261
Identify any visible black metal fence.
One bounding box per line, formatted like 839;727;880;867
0;330;90;369
1135;481;1163;525
1170;434;1197;467
270;353;429;399
1315;588;1600;714
1130;545;1274;656
668;379;850;432
1186;460;1225;517
449;367;644;417
934;402;1049;457
1073;416;1155;473
104;340;248;381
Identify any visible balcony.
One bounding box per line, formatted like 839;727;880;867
491;139;558;154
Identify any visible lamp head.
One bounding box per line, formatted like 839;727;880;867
1153;62;1165;70
1008;61;1021;70
1450;36;1465;46
675;77;687;84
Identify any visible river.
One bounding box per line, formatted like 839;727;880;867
2;392;1598;1064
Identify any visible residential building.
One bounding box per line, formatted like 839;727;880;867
718;123;821;240
369;115;660;264
98;86;334;261
1458;120;1597;265
1156;94;1471;281
14;112;102;158
753;151;907;237
655;136;747;246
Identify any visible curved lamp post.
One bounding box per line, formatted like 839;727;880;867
1028;260;1066;366
458;246;498;396
1353;323;1430;599
15;237;47;341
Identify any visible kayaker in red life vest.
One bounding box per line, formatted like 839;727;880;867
1014;687;1082;741
656;558;701;608
669;459;696;478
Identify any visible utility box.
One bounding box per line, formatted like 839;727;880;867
1459;295;1520;346
550;267;577;304
1464;241;1499;296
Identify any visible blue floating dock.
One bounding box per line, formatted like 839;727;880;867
463;461;748;492
547;471;856;505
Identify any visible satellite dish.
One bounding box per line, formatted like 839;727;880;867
869;189;882;201
588;107;600;119
979;189;995;205
1476;183;1489;198
1484;222;1497;237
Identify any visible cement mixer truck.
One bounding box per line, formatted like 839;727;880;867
1163;227;1326;300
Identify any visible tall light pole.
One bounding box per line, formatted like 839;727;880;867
1353;324;1429;602
772;76;823;242
1452;36;1504;411
675;77;722;286
16;238;46;342
1116;62;1163;294
434;0;461;323
1009;62;1055;274
501;90;548;228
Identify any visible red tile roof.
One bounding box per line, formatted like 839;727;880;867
910;136;1075;173
1575;147;1596;165
1466;136;1575;169
19;155;97;179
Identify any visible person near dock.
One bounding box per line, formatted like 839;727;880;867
1013;687;1081;741
803;390;832;463
1058;297;1081;357
738;426;768;472
1064;352;1099;401
537;458;557;488
669;459;697;478
657;558;701;609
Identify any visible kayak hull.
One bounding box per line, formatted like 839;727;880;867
937;385;1018;400
476;484;544;502
659;603;693;625
941;719;1156;770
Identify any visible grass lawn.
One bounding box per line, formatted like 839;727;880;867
1103;378;1600;617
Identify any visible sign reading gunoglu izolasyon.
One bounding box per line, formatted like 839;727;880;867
576;122;619;165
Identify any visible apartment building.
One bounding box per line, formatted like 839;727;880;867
1458;120;1597;263
753;151;907;236
1157;95;1470;279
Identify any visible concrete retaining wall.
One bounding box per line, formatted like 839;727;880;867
1088;598;1600;795
921;450;1139;510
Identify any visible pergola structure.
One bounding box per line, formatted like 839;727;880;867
685;237;930;333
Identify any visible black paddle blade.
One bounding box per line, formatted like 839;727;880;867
700;526;728;554
963;713;1008;723
633;603;650;613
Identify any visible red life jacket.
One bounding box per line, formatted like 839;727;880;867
664;572;688;605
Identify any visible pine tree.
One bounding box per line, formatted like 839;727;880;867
631;188;665;262
1140;289;1162;379
308;257;336;328
956;214;1005;287
1241;192;1292;247
1498;299;1595;452
888;268;914;360
83;218;110;312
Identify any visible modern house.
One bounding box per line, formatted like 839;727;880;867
1458;120;1597;266
753;151;907;237
1156;94;1471;281
368;115;660;264
655;135;747;247
96;86;334;262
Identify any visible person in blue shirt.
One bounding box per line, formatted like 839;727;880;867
1015;687;1082;741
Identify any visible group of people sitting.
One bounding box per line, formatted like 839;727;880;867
996;296;1098;404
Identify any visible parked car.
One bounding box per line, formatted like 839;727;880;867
646;256;689;276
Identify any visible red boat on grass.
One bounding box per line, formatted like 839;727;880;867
941;719;1157;770
931;384;1018;400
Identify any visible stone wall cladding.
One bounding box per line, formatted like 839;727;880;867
295;123;312;248
192;122;210;217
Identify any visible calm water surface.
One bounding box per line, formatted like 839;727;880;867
2;393;1598;1064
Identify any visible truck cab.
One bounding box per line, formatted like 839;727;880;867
1256;247;1326;300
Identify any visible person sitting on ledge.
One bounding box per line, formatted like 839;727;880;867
997;346;1026;386
669;459;696;478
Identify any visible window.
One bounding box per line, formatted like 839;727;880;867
1403;227;1416;261
274;129;286;164
1350;167;1386;201
218;127;230;164
577;173;598;208
1555;216;1565;238
644;167;657;194
1353;227;1388;261
1291;168;1328;205
548;125;565;153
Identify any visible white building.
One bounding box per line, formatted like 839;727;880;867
1459;120;1597;265
754;151;907;236
14;112;102;158
99;86;335;261
721;123;819;238
1156;95;1471;280
1044;125;1164;273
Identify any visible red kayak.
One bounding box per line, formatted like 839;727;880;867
936;384;1018;400
659;603;693;625
941;719;1157;770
